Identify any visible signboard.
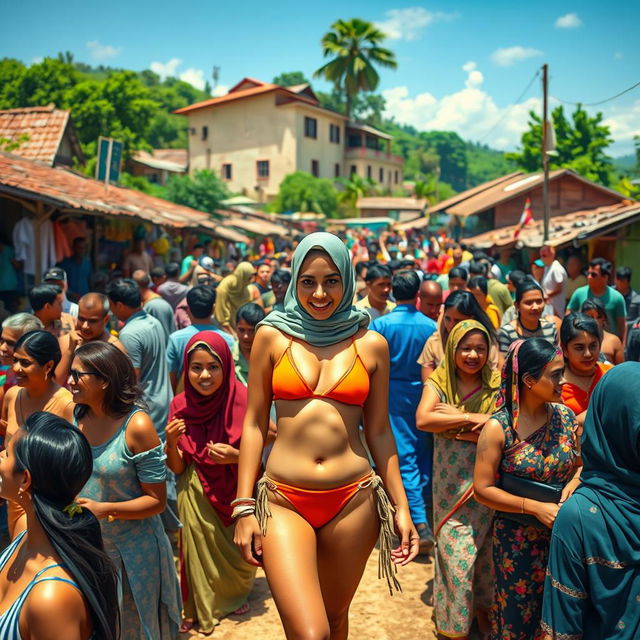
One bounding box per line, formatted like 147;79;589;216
96;137;123;184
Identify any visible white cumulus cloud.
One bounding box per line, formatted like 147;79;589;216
211;84;229;97
179;68;206;91
491;46;543;67
149;58;208;91
555;13;582;28
150;58;182;79
375;7;459;41
382;62;541;151
86;40;122;62
601;100;640;156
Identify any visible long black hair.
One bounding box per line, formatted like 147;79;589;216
13;412;119;640
14;330;61;378
515;277;544;304
501;338;558;419
444;289;497;343
581;297;609;327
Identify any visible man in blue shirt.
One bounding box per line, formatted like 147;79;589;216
166;285;235;391
371;270;437;552
58;237;92;299
107;278;172;437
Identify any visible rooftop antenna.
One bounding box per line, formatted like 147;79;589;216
212;66;220;90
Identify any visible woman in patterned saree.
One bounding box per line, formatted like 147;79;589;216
473;338;582;640
417;319;501;639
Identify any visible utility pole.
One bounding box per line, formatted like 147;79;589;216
542;63;550;243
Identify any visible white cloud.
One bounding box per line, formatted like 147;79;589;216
30;56;43;65
149;58;208;91
179;68;206;91
555;13;582;29
462;61;476;73
382;63;640;156
211;84;229;97
86;40;122;61
150;58;182;79
382;62;541;151
375;7;459;41
491;46;543;67
602;100;640;155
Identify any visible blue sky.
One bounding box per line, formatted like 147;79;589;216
5;0;640;155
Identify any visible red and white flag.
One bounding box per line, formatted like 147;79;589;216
514;197;533;239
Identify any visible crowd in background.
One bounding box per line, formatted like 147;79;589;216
0;224;637;640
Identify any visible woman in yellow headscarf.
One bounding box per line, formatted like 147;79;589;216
214;262;256;334
416;320;501;640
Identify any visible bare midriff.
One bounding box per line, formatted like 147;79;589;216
265;398;371;489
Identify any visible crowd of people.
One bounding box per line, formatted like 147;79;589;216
0;225;637;640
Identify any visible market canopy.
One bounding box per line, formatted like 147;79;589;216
0;151;249;243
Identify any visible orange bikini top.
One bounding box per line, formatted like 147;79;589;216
272;337;370;407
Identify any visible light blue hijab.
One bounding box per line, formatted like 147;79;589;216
258;232;369;346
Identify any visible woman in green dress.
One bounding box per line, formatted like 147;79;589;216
165;331;255;635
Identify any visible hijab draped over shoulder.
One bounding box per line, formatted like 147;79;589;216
214;261;255;329
429;319;501;416
258;232;369;347
168;331;247;526
577;362;640;565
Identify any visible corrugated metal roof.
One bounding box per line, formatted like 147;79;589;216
346;121;393;141
429;172;524;215
356;197;426;210
463;202;640;249
0;105;71;166
0;151;249;243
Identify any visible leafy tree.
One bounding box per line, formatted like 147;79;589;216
165;170;230;213
271;172;339;217
507;105;614;186
335;173;377;214
314;18;397;119
466;142;516;187
272;71;309;87
419;131;468;192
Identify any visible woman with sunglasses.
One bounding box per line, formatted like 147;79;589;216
2;330;74;538
69;341;181;640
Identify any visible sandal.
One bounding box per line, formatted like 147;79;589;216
233;602;250;615
179;619;196;633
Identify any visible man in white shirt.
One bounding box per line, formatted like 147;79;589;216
540;244;567;316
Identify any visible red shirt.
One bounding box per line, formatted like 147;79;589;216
561;361;613;415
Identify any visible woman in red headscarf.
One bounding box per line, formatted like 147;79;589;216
165;331;256;636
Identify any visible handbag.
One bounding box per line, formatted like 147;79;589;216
497;472;563;528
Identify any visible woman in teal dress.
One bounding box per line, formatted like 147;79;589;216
71;341;181;640
474;338;582;640
541;362;640;639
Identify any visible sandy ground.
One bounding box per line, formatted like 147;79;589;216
179;549;435;640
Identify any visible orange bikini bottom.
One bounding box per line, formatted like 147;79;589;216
262;471;375;528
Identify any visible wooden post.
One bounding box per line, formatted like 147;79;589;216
542;63;550;243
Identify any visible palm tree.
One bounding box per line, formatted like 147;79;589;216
336;174;376;215
314;18;397;120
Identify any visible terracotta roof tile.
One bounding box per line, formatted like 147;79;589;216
0;105;70;166
0;151;249;243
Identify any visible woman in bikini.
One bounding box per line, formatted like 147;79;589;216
233;232;418;640
0;411;118;639
416;320;501;640
2;330;74;538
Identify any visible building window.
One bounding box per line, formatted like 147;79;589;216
347;134;361;148
304;117;317;139
367;165;372;180
334;163;340;178
311;159;319;177
388;170;392;184
350;165;357;176
222;163;232;180
379;167;384;183
329;124;341;144
394;170;399;184
202;126;208;141
257;160;270;179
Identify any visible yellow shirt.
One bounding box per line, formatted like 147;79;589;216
355;296;396;321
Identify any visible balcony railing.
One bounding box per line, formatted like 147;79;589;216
344;146;404;165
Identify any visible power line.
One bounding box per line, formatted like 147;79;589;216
476;69;540;143
553;79;640;107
